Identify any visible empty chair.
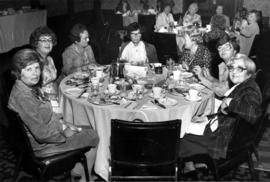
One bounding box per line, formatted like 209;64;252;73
6;108;92;182
138;14;156;42
109;119;181;181
153;32;178;64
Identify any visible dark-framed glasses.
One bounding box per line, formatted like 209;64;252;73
38;38;53;44
218;42;232;52
227;65;247;73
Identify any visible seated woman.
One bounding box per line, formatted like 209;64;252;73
182;2;202;27
8;49;99;182
29;26;58;98
180;54;262;172
155;3;175;32
62;24;97;76
194;35;240;97
210;5;230;29
115;0;131;15
203;15;228;77
179;27;212;71
237;10;260;55
119;22;158;64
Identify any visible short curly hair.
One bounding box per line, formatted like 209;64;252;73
11;48;41;79
211;15;226;30
69;24;88;43
29;26;57;48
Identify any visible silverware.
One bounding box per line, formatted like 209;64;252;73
152;99;166;109
77;89;87;98
124;102;132;108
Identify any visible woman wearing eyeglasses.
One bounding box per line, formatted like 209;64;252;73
180;54;262;173
119;22;158;65
30;26;58;99
194;35;239;97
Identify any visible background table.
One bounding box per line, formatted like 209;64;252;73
0;10;47;53
59;74;214;181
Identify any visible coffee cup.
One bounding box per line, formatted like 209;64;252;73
108;84;117;94
132;84;143;93
188;89;199;100
152;87;162;99
91;77;99;86
96;70;103;78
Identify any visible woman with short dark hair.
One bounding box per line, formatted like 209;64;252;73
62;23;97;76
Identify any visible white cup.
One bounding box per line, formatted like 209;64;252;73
108;84;117;94
96;70;103;78
173;70;181;80
188;89;199;100
152;87;162;99
132;84;143;93
91;77;99;86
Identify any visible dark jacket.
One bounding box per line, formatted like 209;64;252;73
119;41;159;63
208;77;262;159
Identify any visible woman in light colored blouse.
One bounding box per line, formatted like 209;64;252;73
30;26;58;97
62;24;97;76
155;3;175;31
182;2;202;27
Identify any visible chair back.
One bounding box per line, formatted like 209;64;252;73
138;14;156;43
110;119;181;177
153;32;178;64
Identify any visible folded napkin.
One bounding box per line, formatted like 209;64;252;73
140;101;159;110
125;65;148;78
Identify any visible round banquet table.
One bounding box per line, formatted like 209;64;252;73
59;73;214;181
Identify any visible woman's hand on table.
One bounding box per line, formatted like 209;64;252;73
63;127;77;138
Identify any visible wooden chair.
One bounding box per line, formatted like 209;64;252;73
185;104;270;181
6;108;92;182
109;119;181;182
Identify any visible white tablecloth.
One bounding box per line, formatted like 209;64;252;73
0;10;47;53
59;74;214;181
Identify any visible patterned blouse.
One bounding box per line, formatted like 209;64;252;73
182;13;202;27
180;44;212;71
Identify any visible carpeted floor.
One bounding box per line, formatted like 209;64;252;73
1;125;270;182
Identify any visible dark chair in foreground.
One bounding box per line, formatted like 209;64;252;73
153;32;178;64
6;108;92;182
109;119;181;182
185;104;270;180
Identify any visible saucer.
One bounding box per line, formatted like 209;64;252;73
185;95;202;102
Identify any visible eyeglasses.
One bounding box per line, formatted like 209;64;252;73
130;32;141;36
218;43;232;52
227;65;247;73
38;39;53;44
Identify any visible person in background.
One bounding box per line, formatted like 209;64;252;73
179;27;212;71
62;24;97;76
182;2;202;27
233;7;248;32
194;35;240;97
155;3;175;31
237;10;260;56
180;54;262;173
204;14;228;77
119;22;158;64
210;5;230;29
8;49;99;182
29;26;58;98
115;0;131;15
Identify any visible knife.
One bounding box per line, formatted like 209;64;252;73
153;99;166;109
77;89;87;98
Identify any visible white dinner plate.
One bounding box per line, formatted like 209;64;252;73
159;97;178;107
189;83;205;90
65;87;84;96
181;72;193;78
